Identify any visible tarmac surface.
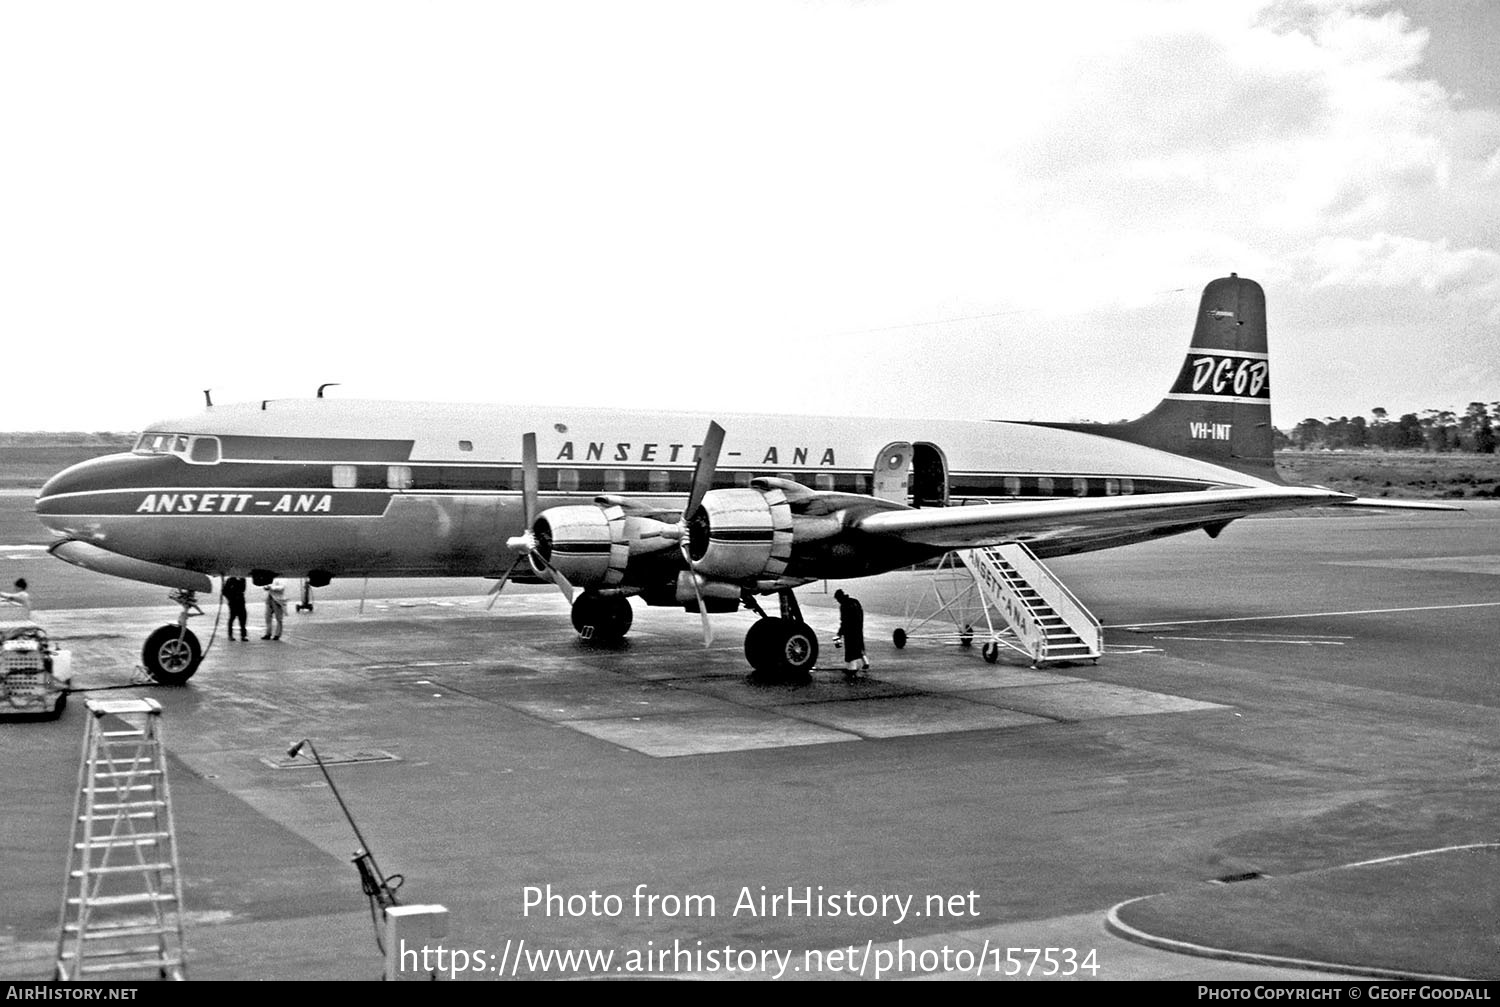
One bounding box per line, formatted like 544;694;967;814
1;497;1497;981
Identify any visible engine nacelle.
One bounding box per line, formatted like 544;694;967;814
686;487;793;581
533;503;678;588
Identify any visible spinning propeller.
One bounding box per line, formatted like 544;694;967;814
488;432;574;608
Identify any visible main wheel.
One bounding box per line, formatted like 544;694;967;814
572;593;633;643
743;618;782;673
771;622;819;680
142;625;203;685
893;628;907;649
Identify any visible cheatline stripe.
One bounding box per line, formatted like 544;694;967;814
1184;348;1268;360
1162;393;1270;404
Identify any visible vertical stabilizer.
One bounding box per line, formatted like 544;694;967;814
1033;274;1279;479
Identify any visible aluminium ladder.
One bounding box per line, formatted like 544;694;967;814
55;697;187;981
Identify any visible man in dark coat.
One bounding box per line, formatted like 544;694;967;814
834;589;870;678
222;576;249;641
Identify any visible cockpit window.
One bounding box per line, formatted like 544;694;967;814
189;437;221;464
134;432;221;464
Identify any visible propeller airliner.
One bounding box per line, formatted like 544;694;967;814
35;275;1444;684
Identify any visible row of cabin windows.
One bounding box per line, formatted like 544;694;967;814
961;475;1136;498
327;464;1136;498
331;464;871;495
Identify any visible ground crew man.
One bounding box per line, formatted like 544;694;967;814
834;588;870;679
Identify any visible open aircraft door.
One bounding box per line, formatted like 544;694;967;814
872;442;912;504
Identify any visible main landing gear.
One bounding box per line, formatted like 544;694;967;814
571;592;634;644
141;589;205;686
741;590;819;683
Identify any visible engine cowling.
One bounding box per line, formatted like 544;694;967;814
534;505;628;588
533;503;678;588
686;487;793;581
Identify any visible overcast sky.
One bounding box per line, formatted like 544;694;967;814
2;0;1496;433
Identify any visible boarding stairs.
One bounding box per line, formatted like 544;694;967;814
957;543;1103;666
55;698;187;981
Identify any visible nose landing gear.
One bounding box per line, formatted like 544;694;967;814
141;589;204;686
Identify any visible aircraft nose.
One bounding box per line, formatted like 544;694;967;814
35;452;151;536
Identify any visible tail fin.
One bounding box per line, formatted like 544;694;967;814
1037;274;1279;480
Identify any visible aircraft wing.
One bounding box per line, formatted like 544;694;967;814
851;485;1354;551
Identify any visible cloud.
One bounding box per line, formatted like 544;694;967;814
1303;232;1500;312
0;1;1495;430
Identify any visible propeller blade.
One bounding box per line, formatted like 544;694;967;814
521;431;539;525
680;542;713;648
486;555;526;610
528;552;575;603
685;421;725;517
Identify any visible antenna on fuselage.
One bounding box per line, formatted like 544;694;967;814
203;389;213;407
317;383;340;398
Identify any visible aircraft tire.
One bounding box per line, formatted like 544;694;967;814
142;625;203;686
572;594;633;643
743;618;781;674
893;628;907;649
761;622;817;683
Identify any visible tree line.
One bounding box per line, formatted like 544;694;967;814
1279;403;1498;453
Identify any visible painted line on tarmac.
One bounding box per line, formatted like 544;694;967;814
1155;636;1345;646
1112;600;1500;630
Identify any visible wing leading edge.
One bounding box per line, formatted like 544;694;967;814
851;485;1355;553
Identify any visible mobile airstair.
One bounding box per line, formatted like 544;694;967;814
896;543;1102;667
55;698;187;981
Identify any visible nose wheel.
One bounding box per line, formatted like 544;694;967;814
141;590;205;685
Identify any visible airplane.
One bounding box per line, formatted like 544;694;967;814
33;274;1450;686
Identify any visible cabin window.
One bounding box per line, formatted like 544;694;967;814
1120;477;1134;495
1003;476;1021;496
332;465;357;489
734;470;752;487
814;473;835;492
603;469;626;493
458;440;473;452
649;470;670;493
1037;476;1054;496
557;468;579;492
1105;478;1119;496
387;465;413;490
1073;478;1088;497
188;437;220;464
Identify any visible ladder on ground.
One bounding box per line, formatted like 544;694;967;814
55;697;187;981
958;543;1103;666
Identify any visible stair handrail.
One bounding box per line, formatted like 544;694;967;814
998;541;1102;659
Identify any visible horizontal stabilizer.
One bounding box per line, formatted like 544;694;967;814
1329;497;1464;512
49;540;213;593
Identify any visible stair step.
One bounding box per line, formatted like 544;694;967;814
67;893;176;908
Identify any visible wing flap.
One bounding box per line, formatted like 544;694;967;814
852;486;1352;551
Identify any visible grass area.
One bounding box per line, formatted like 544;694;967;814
0;433;134;488
1274;449;1500;499
1;434;1496;499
